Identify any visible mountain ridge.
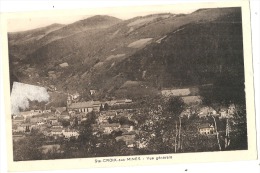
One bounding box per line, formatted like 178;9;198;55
8;7;244;102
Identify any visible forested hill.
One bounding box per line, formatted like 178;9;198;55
8;7;244;101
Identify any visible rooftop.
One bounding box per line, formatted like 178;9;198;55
100;123;120;128
199;123;214;129
56;107;66;113
13;116;24;121
50;128;63;132
68;101;101;109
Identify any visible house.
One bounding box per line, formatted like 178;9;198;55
18;111;34;119
125;140;135;148
50;128;63;136
12;123;18;132
52;122;63;128
97;115;109;124
198;106;216;118
228;104;236;115
104;100;117;106
19;110;45;118
68;110;76;116
125;99;133;104
90;89;97;95
34;110;43;114
102;99;133;107
67;101;101;113
211;110;219;116
180;108;192;118
100;123;121;134
43;109;51;114
12;114;19;119
30;117;45;125
136;140;148;149
62;129;79;139
219;106;231;119
60;111;70;116
12;116;24;124
198;123;215;135
81;117;87;122
69;116;82;126
100;110;117;117
55;107;67;115
117;111;132;119
58;114;70;120
16;123;31;133
219;105;235;119
47;116;58;124
114;99;132;105
91;124;102;136
115;134;136;148
120;125;134;132
93;101;102;111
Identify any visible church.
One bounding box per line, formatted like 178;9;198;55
66;95;101;113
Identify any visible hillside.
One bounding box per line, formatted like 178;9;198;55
8;7;244;101
8;15;121;61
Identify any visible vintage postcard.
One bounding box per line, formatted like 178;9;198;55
0;0;257;172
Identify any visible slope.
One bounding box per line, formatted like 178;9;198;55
8;8;244;101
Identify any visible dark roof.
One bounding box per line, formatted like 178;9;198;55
199;123;214;129
115;135;135;142
68;101;101;109
50;128;63;132
100;123;120;128
60;111;69;115
19;123;31;127
63;129;78;133
14;116;24;121
56;107;66;113
122;131;136;135
30;117;44;123
121;125;130;128
48;116;57;120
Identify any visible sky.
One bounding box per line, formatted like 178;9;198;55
7;5;199;32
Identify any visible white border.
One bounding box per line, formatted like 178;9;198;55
0;0;259;173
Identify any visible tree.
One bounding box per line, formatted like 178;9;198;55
104;103;109;111
119;116;129;125
111;130;123;137
61;119;70;127
100;104;104;111
13;132;45;161
25;126;30;133
135;96;185;154
200;71;247;151
107;117;113;124
164;96;185;152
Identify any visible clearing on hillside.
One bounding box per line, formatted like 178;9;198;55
127;38;153;48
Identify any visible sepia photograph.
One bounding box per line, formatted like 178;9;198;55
0;0;257;172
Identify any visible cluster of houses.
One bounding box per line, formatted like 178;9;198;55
12;109;80;140
180;104;236;120
12;95;137;147
12;89;236;149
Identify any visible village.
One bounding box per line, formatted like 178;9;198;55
12;87;237;154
